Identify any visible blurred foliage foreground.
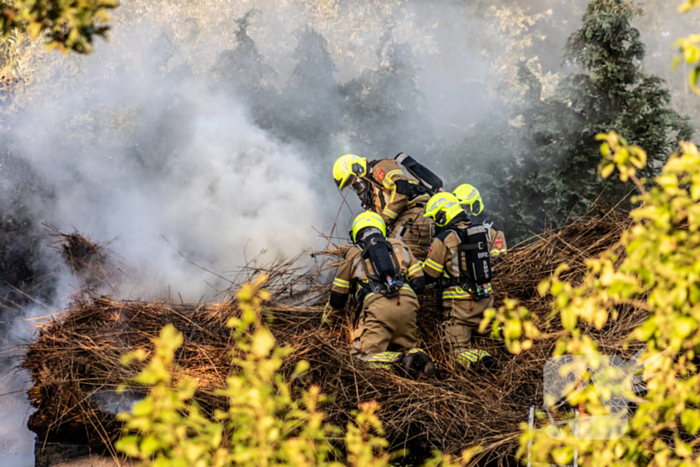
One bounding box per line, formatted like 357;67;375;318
116;134;700;466
484;134;700;466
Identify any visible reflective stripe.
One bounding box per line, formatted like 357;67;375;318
408;264;422;277
455;349;492;368
443;290;472;299
442;284;492;300
333;278;350;288
424;258;444;273
360;351;401;370
383;208;399;220
386;170;403;179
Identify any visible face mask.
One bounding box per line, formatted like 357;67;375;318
350;178;368;195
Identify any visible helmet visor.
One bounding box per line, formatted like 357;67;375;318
337;174;355;191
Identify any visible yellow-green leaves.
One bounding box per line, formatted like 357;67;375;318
679;0;700;13
674;1;700;93
596;131;647;185
0;0;119;54
480;299;539;355
521;136;700;465
251;328;275;358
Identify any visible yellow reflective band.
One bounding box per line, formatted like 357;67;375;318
332;278;350;289
443;292;472;299
386;170;403;179
424;258;444;273
408;264;422;276
366;362;393;370
383;208;399;220
443;286;472;299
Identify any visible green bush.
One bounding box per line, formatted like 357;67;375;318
483;134;700;466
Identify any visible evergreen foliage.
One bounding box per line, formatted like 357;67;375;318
439;0;693;243
342;32;430;159
276;28;344;158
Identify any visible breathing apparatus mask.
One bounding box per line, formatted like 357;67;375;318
349;177;373;210
350;177;368;195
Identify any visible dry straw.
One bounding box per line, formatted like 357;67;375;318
23;209;643;465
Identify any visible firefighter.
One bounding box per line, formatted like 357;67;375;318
328;211;435;379
421;192;498;371
332;154;433;252
453;184;507;261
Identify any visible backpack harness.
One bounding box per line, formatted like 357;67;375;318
441;223;494;302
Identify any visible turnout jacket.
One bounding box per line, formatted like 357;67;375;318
365;159;430;227
329;238;425;311
422;217;507;301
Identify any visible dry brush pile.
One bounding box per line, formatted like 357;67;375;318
22;210;644;465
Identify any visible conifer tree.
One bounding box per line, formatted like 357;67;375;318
342;32;430;159
508;0;692;240
276;28;344;158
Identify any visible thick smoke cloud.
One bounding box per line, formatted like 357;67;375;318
9;26;328;301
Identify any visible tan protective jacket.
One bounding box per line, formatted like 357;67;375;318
365;159;430;227
330;238;424;310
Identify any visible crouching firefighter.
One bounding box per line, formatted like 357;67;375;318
421;192;498;372
328;212;436;379
332;153;442;253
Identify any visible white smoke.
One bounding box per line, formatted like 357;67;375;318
0;18;333;466
9;24;328;301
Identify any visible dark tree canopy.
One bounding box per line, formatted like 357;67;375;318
438;0;693;243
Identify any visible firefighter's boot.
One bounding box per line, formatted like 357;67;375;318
397;348;437;380
455;349;497;372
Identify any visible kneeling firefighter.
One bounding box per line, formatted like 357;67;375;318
328;212;435;379
453;184;507;261
332;153;442;252
421;192;498;371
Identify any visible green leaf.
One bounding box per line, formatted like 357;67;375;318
681;410;700;434
599;161;615;179
115;435;141;457
132;398;154;417
689;67;700;94
140;435;160;457
251;328;276;357
292;360;310;379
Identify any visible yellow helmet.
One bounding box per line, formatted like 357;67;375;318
453;183;484;216
333;154;367;191
351;211;386;243
423;192;462;227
